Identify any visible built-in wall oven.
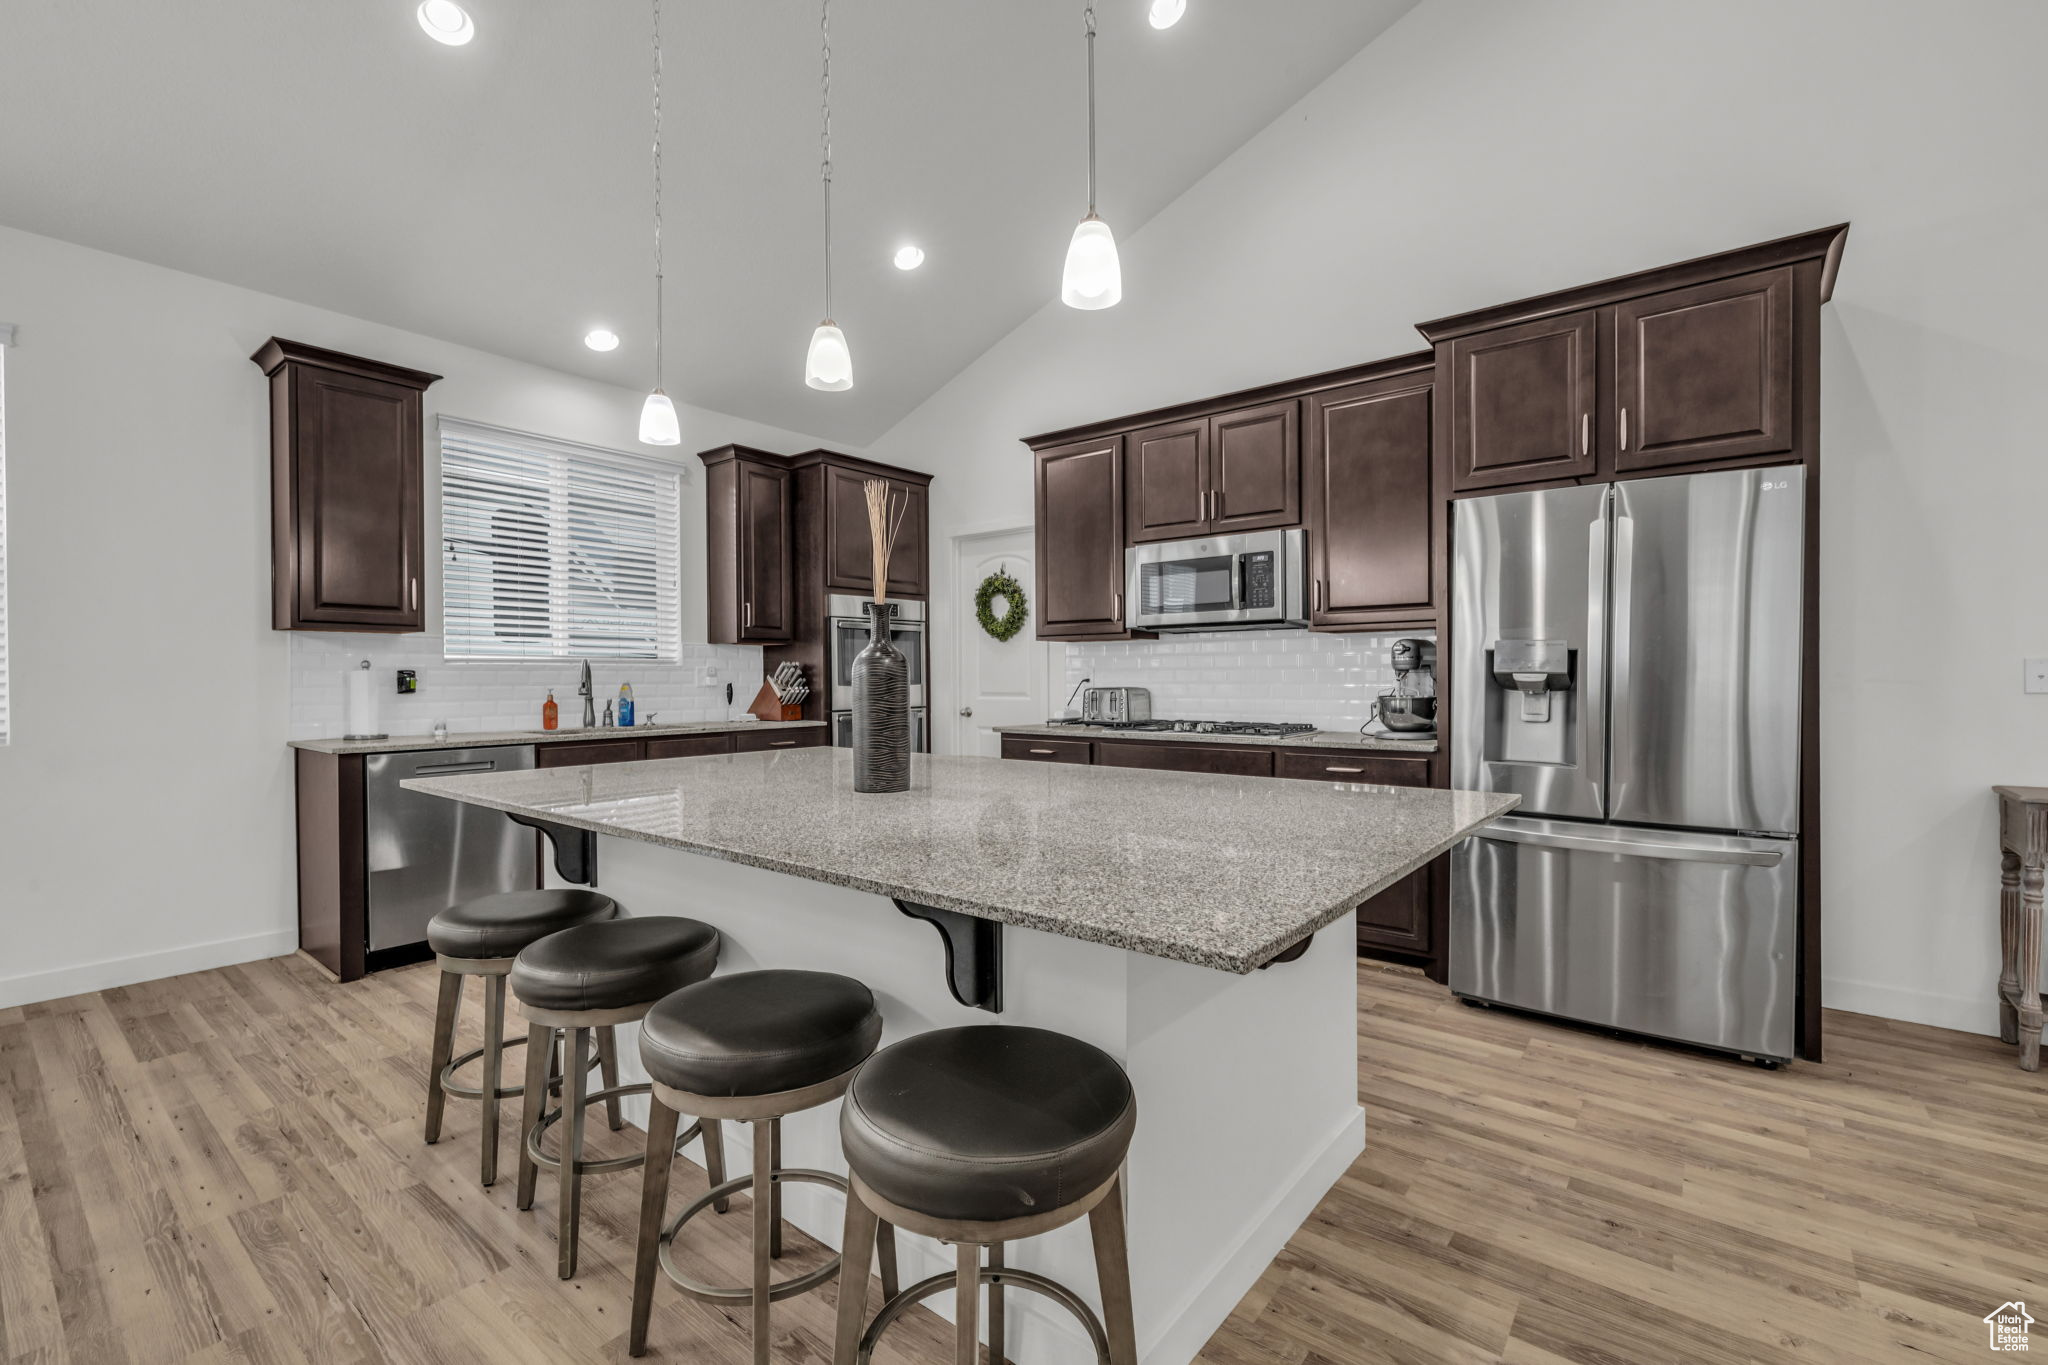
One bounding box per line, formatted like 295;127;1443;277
828;595;928;753
1125;528;1307;632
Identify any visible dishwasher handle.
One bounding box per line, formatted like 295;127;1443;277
413;760;499;777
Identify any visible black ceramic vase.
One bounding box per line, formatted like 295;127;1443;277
853;601;910;792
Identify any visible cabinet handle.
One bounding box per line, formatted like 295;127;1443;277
1327;765;1365;774
1581;413;1590;457
1213;489;1224;519
769;740;796;747
1029;748;1057;755
1313;579;1323;612
1620;407;1629;452
745;601;753;628
1113;590;1122;621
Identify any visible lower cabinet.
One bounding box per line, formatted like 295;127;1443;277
1001;735;1093;764
647;734;736;759
735;726;828;753
1095;740;1274;778
536;738;647;768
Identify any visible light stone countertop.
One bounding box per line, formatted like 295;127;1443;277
290;719;825;756
996;723;1438;754
402;748;1515;973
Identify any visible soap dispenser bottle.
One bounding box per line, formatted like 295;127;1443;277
617;682;635;728
542;690;559;731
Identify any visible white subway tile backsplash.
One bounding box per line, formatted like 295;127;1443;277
1063;628;1432;733
287;633;767;739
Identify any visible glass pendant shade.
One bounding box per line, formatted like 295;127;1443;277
638;390;681;445
805;322;853;391
1061;214;1122;310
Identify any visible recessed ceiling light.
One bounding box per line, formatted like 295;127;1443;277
893;245;926;271
417;0;475;46
1148;0;1186;30
584;328;620;352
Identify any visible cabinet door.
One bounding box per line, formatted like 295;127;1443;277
1094;740;1274;778
1210;399;1301;533
1449;309;1598;491
1274;750;1432;785
645;734;735;759
1356;867;1431;954
1000;735;1093;764
733;727;826;753
1306;377;1433;627
1613;267;1794;471
827;466;931;598
1125;418;1210;544
291;366;424;629
884;478;929;599
738;461;793;642
536;739;646;768
1035;437;1131;638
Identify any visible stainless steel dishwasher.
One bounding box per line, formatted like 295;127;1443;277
363;745;537;953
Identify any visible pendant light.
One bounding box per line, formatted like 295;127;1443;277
1061;2;1121;310
805;0;852;390
638;0;681;444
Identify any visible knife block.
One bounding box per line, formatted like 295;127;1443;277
746;681;804;723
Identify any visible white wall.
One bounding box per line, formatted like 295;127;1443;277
867;0;2048;1036
0;223;839;1008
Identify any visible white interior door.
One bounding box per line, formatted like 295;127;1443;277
951;527;1055;756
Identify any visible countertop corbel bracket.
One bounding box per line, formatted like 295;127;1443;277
507;813;598;887
1257;932;1314;969
894;900;1003;1014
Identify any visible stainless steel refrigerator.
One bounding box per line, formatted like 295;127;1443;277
1449;467;1804;1062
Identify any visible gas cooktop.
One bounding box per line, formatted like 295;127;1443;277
1057;718;1319;737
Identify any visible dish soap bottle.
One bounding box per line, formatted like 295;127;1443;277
542;690;559;731
617;682;635;728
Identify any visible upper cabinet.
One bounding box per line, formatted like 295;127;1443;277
1446;310;1599;492
812;455;931;600
1035;435;1137;639
1126;400;1300;543
1612;267;1794;471
703;445;793;644
253;338;439;633
1306;365;1434;630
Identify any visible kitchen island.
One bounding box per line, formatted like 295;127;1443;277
405;749;1514;1364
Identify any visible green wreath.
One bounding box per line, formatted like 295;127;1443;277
975;569;1029;642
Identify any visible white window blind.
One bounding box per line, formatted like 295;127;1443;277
440;417;683;662
0;325;12;745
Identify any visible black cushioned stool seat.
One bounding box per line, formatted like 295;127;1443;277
427;888;618;959
831;1025;1140;1365
629;970;890;1363
419;889;620;1193
509;916;722;1282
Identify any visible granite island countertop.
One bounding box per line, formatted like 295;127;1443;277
290;719;825;756
996;723;1438;754
403;748;1514;973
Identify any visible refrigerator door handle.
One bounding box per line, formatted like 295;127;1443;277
1582;488;1611;814
1478;820;1786;867
1606;489;1637;812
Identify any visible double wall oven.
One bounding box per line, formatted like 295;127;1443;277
828;595;928;753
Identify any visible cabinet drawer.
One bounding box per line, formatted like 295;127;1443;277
1095;740;1274;778
1275;750;1431;786
536;739;646;768
645;734;735;760
734;727;825;753
1001;735;1094;764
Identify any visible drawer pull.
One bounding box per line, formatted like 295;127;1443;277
1029;748;1057;755
769;740;796;747
1327;765;1365;774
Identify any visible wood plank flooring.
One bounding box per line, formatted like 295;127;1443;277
3;954;2043;1363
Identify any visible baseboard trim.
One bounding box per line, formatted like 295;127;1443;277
1823;974;1999;1038
0;929;300;1009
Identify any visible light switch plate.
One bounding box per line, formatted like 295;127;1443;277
2026;659;2048;694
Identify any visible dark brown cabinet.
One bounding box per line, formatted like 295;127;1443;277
1001;735;1092;764
1447;310;1599;493
646;734;735;759
1273;750;1430;786
1095;740;1274;778
253;338;439;632
1306;369;1434;629
1613;266;1795;472
1035;436;1136;639
703;446;794;645
1125;401;1300;544
536;738;647;768
733;726;827;753
816;457;930;600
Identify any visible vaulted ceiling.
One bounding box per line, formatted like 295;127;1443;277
0;0;1418;443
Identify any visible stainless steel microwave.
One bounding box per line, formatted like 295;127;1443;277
1125;528;1307;632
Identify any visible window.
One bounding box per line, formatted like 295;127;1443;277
0;324;11;745
440;417;682;662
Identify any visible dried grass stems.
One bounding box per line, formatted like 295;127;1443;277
864;478;908;603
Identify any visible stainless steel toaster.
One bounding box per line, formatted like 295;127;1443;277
1081;687;1152;724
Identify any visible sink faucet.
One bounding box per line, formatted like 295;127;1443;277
578;660;596;728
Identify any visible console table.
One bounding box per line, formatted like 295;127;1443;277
1996;786;2048;1070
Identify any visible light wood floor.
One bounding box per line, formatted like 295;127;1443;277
2;955;2042;1364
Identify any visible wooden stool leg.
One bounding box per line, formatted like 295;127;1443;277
953;1242;980;1365
423;970;462;1144
987;1242;1005;1365
478;973;507;1186
702;1117;731;1215
2022;855;2045;1072
831;1183;881;1365
1088;1177;1138;1365
751;1119;774;1365
2002;849;2023;1044
628;1096;681;1358
557;1026;590;1278
515;1024;552;1211
768;1117;784;1259
597;1025;625;1131
877;1220;899;1300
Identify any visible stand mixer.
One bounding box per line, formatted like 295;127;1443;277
1367;638;1437;738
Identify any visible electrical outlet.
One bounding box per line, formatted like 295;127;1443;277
2027;659;2048;695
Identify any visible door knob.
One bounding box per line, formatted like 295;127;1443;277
958;707;973;717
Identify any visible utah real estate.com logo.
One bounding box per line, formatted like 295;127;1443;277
1986;1302;2035;1352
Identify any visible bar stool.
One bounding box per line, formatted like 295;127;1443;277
629;969;890;1362
508;915;722;1279
833;1025;1139;1365
423;888;619;1185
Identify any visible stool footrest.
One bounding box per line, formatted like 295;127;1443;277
526;1083;685;1176
858;1263;1110;1365
437;1035;530;1102
658;1168;845;1305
